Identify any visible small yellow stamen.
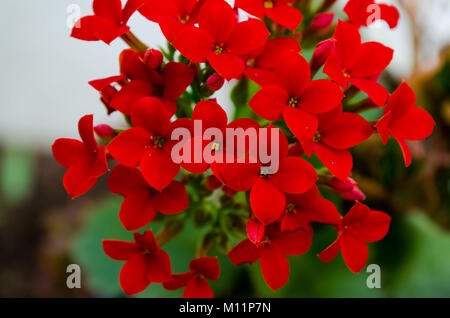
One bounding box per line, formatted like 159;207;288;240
288;97;299;107
313;131;321;143
154;136;165;149
264;1;274;8
214;45;224;54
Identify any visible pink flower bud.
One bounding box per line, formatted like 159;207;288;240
341;187;366;201
310;39;335;75
207;73;225;92
94;124;116;139
247;218;265;246
288;142;304;157
310;13;334;30
143;49;163;69
329;177;366;201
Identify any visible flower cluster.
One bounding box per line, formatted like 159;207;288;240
53;0;435;297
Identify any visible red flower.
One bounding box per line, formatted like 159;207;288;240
52;115;108;198
172;0;270;80
235;0;303;31
103;230;172;295
280;186;341;232
108;165;188;231
318;201;391;273
180;99;260;174
301;106;373;181
344;0;400;29
89;75;126;114
139;0;205;41
107;97;191;191
249;51;344;145
376;82;435;167
323;20;393;106
163;257;220;298
215;126;317;225
71;0;147;44
107;49;194;116
228;223;312;290
243;37;301;87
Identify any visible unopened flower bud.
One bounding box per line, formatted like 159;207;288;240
247;217;265;246
143;48;163;69
288;142;304;157
329;177;366;201
310;39;335;75
310;13;334;30
207;73;225;92
94;124;116;139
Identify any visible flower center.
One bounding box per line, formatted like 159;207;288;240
313;131;321;143
286;203;296;213
288;96;299;107
264;1;274;8
179;15;190;23
343;70;351;78
214;45;224;54
153;135;165;149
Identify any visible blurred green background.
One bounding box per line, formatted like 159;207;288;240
0;0;449;297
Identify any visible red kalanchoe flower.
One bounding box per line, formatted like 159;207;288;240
301;106;373;181
324;20;394;106
109;49;194;116
228;223;312;290
172;0;270;80
344;0;400;29
376;82;435;167
163;257;220;298
280;186;341;232
235;0;303;31
139;0;205;41
243;37;301;87
107;97;191;191
108;165;189;231
89;75;126;114
52;115;108;198
318;201;391;273
103;230;172;295
249;51;344;145
216;126;317;225
71;0;147;44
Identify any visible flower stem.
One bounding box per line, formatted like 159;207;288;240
120;31;148;52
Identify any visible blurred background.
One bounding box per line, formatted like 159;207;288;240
0;0;449;297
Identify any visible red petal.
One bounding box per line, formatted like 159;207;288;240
269;157;317;194
108;165;149;196
375;111;392;145
394;136;412;167
134;230;158;252
385;81;415;117
390;108;435;141
172;26;214;63
333;20;361;70
183;277;213;298
260;244;289;291
283;107;318;144
308;198;341;225
146;249;172;283
248;85;288;121
140;148;180;191
163;62;194;101
244;67;275;87
320;112;373;149
299;79;344;114
78;115;98;152
163;272;195;290
342;201;371;226
349;42;393;78
207;52;245;80
95;26;130;44
272;225;313;256
314;143;352;181
190;257;220;281
216;162;260;191
318;237;340;263
235;0;265;18
107;128;150;167
119;192;156;231
340;231;368;273
158;16;184;41
379;4;400;29
152;181;189;214
323;52;348;89
63;161;98;198
102;240;141;261
275;52;310;96
250;177;286;225
119;253;150;295
110;80;154;115
265;5;302;31
254;37;301;69
349;211;391;243
228;239;260;265
192;100;228;131
348;78;388;107
131;97;170;136
71;16;115;42
122;0;148;24
93;0;122;25
89;75;126;91
198;0;235;44
226;19;270;55
52;138;87;168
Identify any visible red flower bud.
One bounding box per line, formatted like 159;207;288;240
310;13;334;30
94;124;116;139
329;177;366;201
246;218;265;246
143;48;163;69
310;39;335;75
206;73;225;92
